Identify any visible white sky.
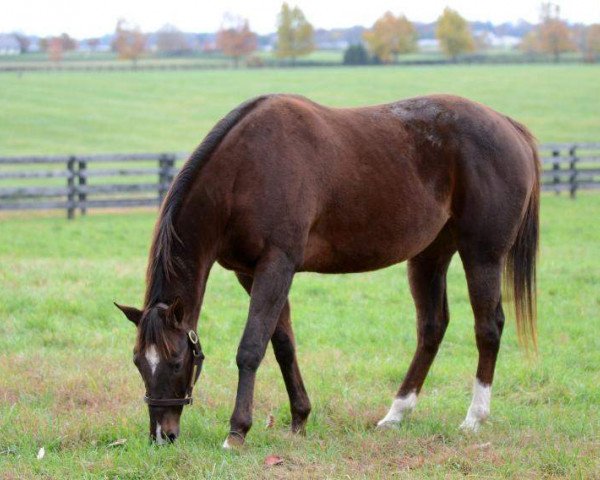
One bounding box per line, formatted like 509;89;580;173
2;0;599;38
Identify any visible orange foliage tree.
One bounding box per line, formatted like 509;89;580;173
216;14;257;67
112;19;146;64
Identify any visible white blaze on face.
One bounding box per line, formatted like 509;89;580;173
460;379;491;432
155;423;164;445
145;344;160;376
377;390;418;427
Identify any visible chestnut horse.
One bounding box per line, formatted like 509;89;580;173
116;94;539;447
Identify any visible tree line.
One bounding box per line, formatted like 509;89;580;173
34;2;600;65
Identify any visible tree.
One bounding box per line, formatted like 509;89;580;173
536;3;576;62
13;33;31;54
47;37;63;62
276;2;315;64
363;12;417;63
436;7;474;60
585;24;600;62
520;31;540;55
156;24;190;55
343;44;370;65
59;33;77;51
216;14;257;67
112;19;146;64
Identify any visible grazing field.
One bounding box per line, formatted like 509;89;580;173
1;64;599;478
1;64;600;157
0;195;599;478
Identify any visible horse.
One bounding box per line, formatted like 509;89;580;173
115;93;539;447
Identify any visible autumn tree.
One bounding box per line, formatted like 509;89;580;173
436;7;474;61
276;3;315;64
47;37;63;62
216;14;257;67
112;19;146;64
520;31;540;55
156;24;189;54
363;12;417;63
585;24;600;61
536;3;576;61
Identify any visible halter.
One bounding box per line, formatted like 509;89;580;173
143;330;205;407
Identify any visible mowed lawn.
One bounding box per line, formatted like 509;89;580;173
1;65;600;157
0;65;599;478
0;195;599;478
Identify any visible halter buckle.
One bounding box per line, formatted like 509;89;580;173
188;330;199;344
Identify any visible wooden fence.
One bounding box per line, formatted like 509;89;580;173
0;153;185;218
0;143;599;218
539;143;600;197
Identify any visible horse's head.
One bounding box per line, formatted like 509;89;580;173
115;300;204;444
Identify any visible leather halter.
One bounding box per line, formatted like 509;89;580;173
143;330;205;407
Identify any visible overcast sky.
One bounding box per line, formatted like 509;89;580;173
2;0;599;38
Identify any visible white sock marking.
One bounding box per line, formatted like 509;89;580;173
145;344;160;376
377;391;418;427
155;424;164;445
222;438;231;449
460;379;491;432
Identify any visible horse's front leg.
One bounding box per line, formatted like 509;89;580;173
235;273;312;435
223;248;296;448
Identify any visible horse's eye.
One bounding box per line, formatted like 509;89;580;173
133;354;140;366
172;360;184;372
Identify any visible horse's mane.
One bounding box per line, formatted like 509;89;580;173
144;95;271;308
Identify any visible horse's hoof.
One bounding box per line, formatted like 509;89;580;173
376;419;401;430
291;420;308;436
459;418;482;432
222;433;245;449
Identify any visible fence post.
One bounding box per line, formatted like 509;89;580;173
165;154;176;188
552;149;560;195
67;156;76;219
158;154;176;207
568;145;578;199
78;158;87;215
158;154;167;207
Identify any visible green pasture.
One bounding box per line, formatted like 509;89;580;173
1;64;599;157
1;64;599;478
0;195;599;478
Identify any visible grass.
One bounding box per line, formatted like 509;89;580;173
1;65;600;157
1;64;599;477
0;194;599;478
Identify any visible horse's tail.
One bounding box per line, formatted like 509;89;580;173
504;116;540;351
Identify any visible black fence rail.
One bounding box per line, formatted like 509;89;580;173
539;143;600;198
0;153;186;218
0;144;598;218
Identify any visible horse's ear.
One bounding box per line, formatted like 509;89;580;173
166;298;184;325
114;303;143;326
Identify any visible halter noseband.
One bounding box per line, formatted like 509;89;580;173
143;330;205;408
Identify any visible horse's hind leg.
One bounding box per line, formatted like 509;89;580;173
458;252;505;431
235;272;311;434
378;227;456;427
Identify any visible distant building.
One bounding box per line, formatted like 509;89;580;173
487;33;521;49
418;38;440;51
0;34;20;55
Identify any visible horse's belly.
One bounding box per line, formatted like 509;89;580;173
300;205;449;273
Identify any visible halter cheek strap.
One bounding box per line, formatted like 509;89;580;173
143;330;205;407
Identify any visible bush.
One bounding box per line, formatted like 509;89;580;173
343;44;370;65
